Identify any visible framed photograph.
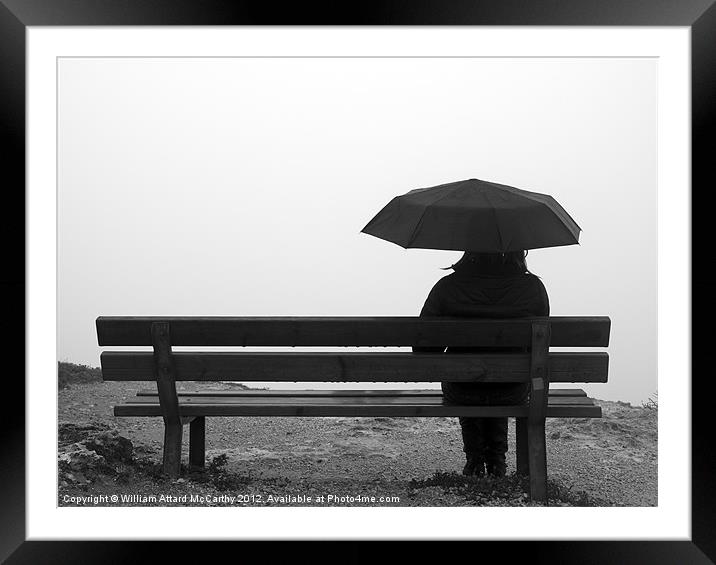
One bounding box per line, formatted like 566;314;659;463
3;0;710;562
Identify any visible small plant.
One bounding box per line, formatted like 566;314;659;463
545;479;594;507
207;453;229;475
409;471;598;507
409;471;527;504
641;391;658;411
205;453;250;490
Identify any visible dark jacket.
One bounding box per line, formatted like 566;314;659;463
413;261;550;354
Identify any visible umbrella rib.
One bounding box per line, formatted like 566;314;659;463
543;202;582;239
482;189;506;252
530;196;582;236
404;180;470;248
509;191;581;241
425;179;472;206
483;179;582;233
485;189;579;249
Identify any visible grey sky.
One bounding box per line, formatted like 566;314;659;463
58;57;656;405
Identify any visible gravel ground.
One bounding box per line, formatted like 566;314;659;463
58;381;657;507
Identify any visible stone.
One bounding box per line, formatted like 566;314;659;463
83;431;134;463
59;443;107;473
58;428;136;487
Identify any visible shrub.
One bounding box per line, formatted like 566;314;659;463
58;362;102;389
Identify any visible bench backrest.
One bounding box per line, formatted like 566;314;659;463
97;316;609;384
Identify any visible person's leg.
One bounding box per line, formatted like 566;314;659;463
442;382;486;476
482;384;528;477
483;417;508;477
458;417;485;476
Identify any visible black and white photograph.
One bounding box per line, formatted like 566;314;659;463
9;14;704;556
56;49;659;507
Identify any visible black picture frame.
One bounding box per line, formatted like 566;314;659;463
1;1;710;563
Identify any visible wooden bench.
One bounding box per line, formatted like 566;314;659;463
96;316;610;501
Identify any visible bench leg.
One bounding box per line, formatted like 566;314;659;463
189;417;206;470
162;422;183;478
527;420;548;503
516;417;529;476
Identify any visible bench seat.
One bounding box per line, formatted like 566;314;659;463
115;388;600;418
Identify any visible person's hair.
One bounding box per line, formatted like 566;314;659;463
443;250;533;274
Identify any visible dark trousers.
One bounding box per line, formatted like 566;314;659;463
441;381;529;465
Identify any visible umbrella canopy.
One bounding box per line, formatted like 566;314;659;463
361;178;581;253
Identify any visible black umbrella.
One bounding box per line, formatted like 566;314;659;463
361;178;581;253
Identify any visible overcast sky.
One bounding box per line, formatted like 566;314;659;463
58;57;656;405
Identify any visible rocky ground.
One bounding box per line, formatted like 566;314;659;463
58;381;657;507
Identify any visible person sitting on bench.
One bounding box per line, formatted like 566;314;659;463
413;250;550;477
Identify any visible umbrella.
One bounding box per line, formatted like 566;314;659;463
361;178;581;253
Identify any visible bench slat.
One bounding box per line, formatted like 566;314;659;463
126;394;595;406
101;352;608;383
114;400;601;419
114;391;600;418
136;388;589;398
96;316;610;347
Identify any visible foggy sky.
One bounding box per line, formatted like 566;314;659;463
58;57;656;404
